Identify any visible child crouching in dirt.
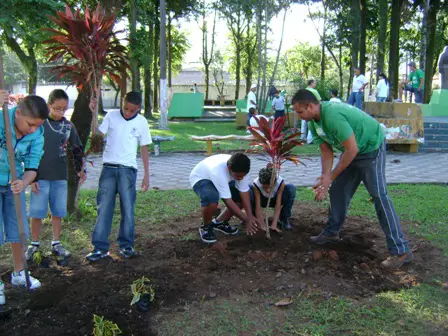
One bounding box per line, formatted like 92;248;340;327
0;90;49;305
251;167;296;232
189;153;261;244
26;89;88;264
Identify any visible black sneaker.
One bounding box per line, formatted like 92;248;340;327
119;247;139;258
86;250;109;262
212;221;239;235
199;225;217;244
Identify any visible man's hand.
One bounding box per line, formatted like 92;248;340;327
141;174;149;192
0;90;9;106
30;182;40;194
10;180;25;194
313;173;332;201
78;170;87;185
245;217;259;236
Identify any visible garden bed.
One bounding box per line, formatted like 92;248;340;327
0;203;445;335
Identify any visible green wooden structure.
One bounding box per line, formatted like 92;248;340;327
421;89;448;117
168;93;204;118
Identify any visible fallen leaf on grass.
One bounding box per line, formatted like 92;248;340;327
274;297;293;307
152;187;160;190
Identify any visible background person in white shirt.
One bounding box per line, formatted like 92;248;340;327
271;90;285;119
190;153;260;244
86;91;151;262
376;73;389;102
329;89;342;103
348;67;368;110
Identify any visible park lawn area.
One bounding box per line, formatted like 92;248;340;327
149;121;321;155
1;184;446;335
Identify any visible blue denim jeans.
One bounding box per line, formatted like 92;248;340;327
376;97;386;103
404;84;423;103
91;166;137;251
193;179;241;206
324;142;409;255
0;186;28;245
29;180;68;218
348;92;364;110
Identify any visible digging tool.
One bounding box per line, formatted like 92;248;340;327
0;41;31;289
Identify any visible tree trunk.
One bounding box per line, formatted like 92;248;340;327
27;59;38;95
130;0;140;91
320;5;327;81
351;0;361;70
234;13;242;101
359;0;367;74
67;90;92;214
114;89;120;108
388;0;404;99
261;1;269;112
423;0;440;103
168;15;172;88
420;0;429;70
159;0;168;130
144;64;152;118
339;44;344;97
153;21;160;110
256;3;263;96
376;0;388;79
98;91;106;115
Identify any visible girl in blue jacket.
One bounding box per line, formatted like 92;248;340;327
0;90;48;305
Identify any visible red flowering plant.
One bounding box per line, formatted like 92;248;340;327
247;116;303;238
42;4;129;153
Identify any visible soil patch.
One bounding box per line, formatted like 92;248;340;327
0;204;446;335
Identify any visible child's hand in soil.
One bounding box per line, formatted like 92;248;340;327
270;225;282;233
246;217;259;236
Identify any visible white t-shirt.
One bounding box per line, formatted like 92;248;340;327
247;91;257;111
99;111;152;169
249;115;269;128
189;154;250;199
272;96;285;110
329;97;342;103
254;176;284;199
376;79;389;98
352;74;368;92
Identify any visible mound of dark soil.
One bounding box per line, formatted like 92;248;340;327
0;204;445;335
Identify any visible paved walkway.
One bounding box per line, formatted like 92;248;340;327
81;152;448;190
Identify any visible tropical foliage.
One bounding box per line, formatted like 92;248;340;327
43;4;129;134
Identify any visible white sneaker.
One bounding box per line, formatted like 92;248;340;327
0;281;5;305
11;270;41;290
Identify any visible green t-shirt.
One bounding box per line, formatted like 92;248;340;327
408;69;425;89
309;102;384;154
306;87;322;101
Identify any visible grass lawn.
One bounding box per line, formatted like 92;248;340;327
149;121;321;155
2;184;445;335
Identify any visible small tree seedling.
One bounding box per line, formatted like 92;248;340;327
92;314;122;336
130;276;155;306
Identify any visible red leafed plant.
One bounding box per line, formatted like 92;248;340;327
248;116;303;238
43;4;129;152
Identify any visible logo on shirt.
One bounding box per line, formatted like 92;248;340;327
130;127;140;139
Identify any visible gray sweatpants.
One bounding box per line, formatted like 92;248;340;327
324;142;410;255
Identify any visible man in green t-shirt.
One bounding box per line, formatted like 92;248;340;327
400;61;424;103
291;89;412;269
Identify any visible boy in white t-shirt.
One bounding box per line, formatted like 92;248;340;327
86;92;151;262
190;153;260;243
348;67;368;110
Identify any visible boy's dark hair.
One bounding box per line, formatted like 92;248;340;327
125;91;142;106
259;167;275;185
248;107;257;115
330;89;338;97
18;95;49;120
48;89;69;104
307;79;315;86
227;153;250;174
291;89;319;105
